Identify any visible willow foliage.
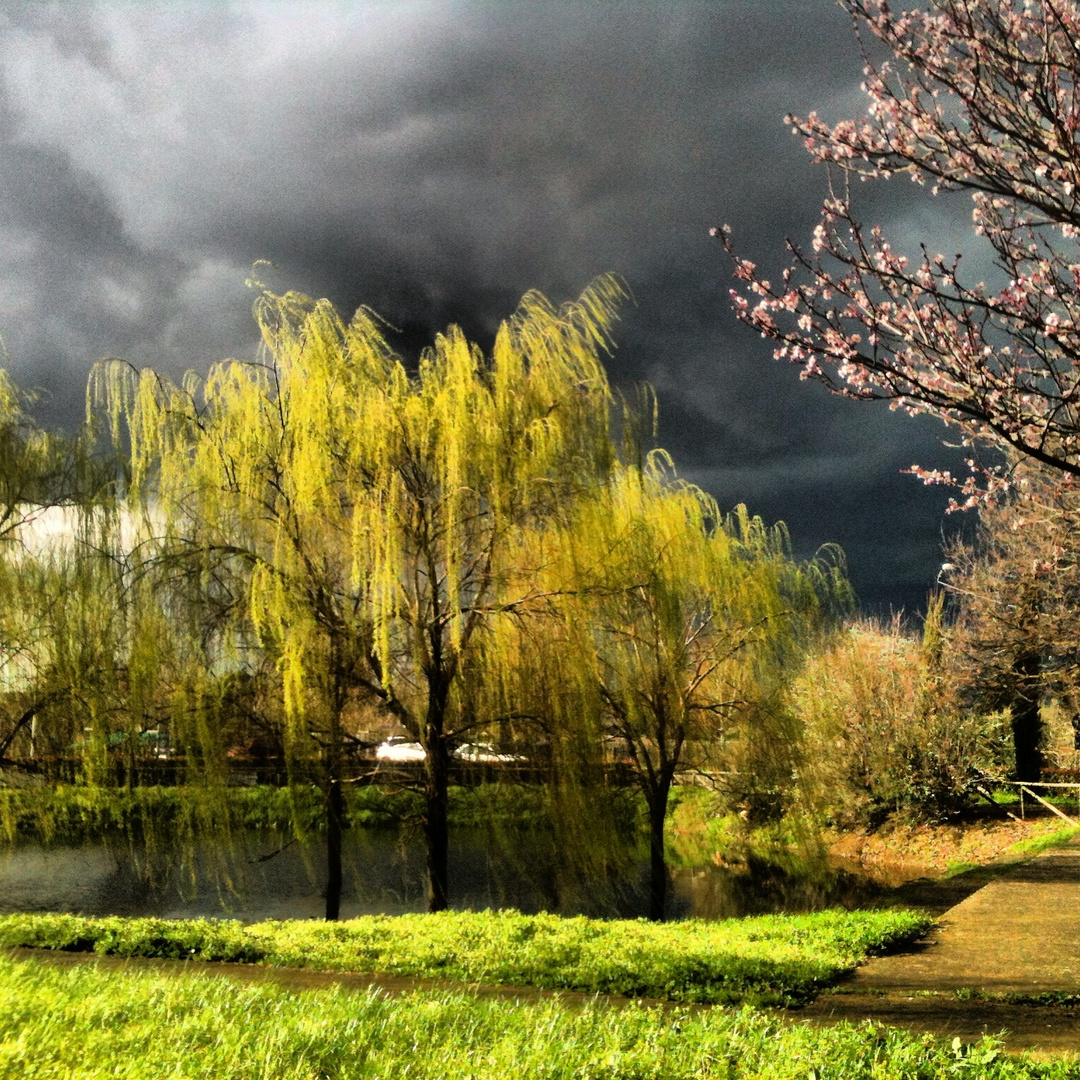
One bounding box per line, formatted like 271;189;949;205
87;273;850;918
93;278;622;713
0;368;79;547
489;452;849;917
0;373;159;788
89;274;629;912
0;506;210;793
512;455;845;786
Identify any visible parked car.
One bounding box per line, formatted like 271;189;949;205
453;742;526;763
375;736;426;762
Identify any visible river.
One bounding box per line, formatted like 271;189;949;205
0;827;927;921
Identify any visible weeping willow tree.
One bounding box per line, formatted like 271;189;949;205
0;365;90;723
0;502;268;909
0;551;77;773
506;456;848;920
89;275;626;916
0;503;191;786
0;368;87;548
0;366;120;780
472;561;642;917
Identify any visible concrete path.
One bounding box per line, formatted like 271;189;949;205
859;840;1080;993
802;838;1080;1053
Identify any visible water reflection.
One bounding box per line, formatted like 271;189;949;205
0;829;926;922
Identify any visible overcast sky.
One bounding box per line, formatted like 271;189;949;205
0;0;982;613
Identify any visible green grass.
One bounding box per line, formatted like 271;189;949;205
0;952;1069;1079
0;907;932;1007
1006;825;1080;857
943;860;981;878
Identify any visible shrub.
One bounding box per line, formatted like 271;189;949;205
0;782;547;845
793;612;1011;826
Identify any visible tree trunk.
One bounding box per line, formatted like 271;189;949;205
1011;650;1043;783
323;664;349;922
646;781;671;922
424;738;450;912
324;775;344;921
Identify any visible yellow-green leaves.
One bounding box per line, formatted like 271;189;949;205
92;276;627;750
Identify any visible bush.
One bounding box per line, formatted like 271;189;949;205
0;782;549;845
793;613;1011;826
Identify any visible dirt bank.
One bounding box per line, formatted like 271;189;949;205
828;816;1075;874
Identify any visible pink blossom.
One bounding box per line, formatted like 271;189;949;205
720;0;1080;499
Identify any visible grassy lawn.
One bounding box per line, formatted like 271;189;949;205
0;907;931;1007
0;952;1069;1080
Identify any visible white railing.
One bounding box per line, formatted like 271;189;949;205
977;777;1080;827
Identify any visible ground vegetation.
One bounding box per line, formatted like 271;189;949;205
0;907;931;1007
0;955;1040;1080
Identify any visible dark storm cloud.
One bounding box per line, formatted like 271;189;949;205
0;0;976;611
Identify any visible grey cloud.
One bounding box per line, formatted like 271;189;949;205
0;0;985;611
0;143;127;256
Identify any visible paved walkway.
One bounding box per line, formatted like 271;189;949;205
802;838;1080;1053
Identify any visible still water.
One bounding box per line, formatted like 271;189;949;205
0;829;921;922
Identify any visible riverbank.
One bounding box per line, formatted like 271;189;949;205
4;782;1077;925
826;817;1080;876
12;833;1080;1068
4;780;1071;865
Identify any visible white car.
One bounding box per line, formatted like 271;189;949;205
454;742;526;763
375;736;426;762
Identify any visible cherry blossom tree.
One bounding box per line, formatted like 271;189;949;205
719;0;1080;505
943;460;1080;780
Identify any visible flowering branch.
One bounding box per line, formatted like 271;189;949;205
721;0;1080;501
